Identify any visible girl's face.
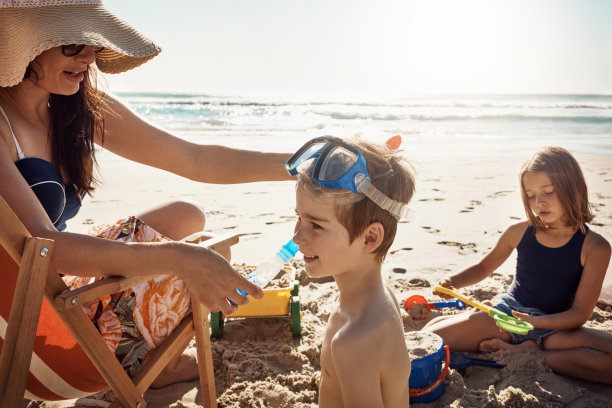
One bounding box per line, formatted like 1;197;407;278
27;45;97;95
522;171;566;227
293;185;364;279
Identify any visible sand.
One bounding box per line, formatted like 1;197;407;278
24;151;612;407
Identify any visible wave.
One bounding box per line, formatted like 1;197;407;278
311;111;612;124
118;93;612;111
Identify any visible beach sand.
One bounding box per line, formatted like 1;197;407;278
26;151;612;407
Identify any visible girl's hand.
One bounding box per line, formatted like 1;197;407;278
511;310;541;328
433;277;456;299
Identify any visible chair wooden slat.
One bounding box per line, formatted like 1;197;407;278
0;238;53;408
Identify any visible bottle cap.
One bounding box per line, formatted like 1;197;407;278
278;239;299;262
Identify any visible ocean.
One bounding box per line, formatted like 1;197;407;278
113;93;612;157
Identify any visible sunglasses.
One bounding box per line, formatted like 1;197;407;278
286;136;411;220
61;44;105;57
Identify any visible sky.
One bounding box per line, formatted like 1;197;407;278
104;0;612;97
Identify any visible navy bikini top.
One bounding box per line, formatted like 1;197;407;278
0;105;82;231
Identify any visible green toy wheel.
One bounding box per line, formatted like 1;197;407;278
291;280;300;297
210;311;224;338
290;296;301;336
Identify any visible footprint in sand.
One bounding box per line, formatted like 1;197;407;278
418;197;445;202
392;267;407;274
487;190;513;198
407;278;431;288
390;247;414;255
437;241;478;255
421;226;441;234
460;200;483;213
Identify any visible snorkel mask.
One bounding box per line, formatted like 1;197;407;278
286;136;411;220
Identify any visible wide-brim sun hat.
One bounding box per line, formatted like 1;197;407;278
0;0;161;87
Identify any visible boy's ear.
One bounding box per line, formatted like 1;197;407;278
363;222;384;254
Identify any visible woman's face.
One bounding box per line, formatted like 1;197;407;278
27;45;97;95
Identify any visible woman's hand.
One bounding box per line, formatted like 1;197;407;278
177;243;264;315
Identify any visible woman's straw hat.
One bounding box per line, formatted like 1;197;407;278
0;0;161;87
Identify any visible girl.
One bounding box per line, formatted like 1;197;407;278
424;146;612;384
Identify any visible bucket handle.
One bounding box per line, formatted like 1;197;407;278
409;344;450;397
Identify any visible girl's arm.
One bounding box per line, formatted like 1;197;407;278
98;93;292;183
0;141;263;315
513;231;611;330
435;222;527;295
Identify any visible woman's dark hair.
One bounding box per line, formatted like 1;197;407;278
47;67;105;195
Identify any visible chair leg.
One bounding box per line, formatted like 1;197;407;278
0;238;52;408
192;300;217;408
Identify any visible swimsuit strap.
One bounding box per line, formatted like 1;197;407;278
0;104;25;160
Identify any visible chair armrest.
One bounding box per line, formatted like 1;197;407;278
54;233;239;311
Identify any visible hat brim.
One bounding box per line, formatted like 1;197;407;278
0;3;161;87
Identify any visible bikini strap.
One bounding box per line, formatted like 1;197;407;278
0;104;25;160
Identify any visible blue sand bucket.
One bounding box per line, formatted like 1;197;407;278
408;334;450;404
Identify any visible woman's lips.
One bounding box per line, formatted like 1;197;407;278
64;71;84;82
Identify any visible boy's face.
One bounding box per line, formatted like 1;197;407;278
293;185;365;279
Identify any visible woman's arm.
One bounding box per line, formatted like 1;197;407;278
98;93;292;183
435;222;527;295
0;141;263;315
513;231;611;330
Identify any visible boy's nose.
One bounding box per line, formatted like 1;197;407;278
293;225;305;246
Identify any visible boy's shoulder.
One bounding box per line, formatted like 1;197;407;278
332;295;403;350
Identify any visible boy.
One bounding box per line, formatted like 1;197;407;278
287;135;415;407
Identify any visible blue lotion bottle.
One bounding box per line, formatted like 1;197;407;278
232;239;299;303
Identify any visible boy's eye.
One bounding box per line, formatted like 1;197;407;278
545;190;555;195
527;196;535;200
312;222;322;230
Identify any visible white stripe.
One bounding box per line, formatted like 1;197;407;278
1;315;95;400
28;180;66;224
0;104;25;160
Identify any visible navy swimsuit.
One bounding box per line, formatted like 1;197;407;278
1;105;82;231
507;224;587;314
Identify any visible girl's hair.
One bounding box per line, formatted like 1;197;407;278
298;136;415;262
519;146;593;233
26;65;105;195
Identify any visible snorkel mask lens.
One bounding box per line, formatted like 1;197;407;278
317;146;359;182
286;136;411;220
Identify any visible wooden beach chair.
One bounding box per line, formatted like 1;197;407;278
0;194;235;408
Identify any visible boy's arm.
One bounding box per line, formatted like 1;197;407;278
329;324;410;408
330;336;385;408
513;232;611;330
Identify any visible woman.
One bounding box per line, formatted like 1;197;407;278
0;0;291;391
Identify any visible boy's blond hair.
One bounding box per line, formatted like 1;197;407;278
519;146;593;233
298;136;415;262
